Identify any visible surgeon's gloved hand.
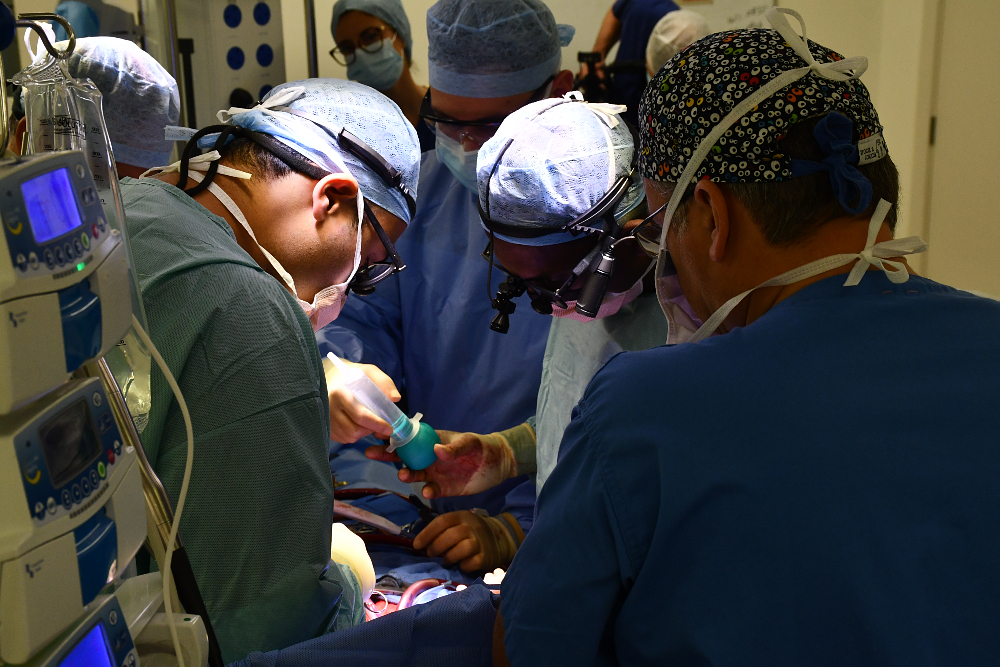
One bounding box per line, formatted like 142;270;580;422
413;510;524;574
325;359;401;443
365;422;536;499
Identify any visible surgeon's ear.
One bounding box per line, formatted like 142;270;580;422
312;173;360;223
549;70;575;97
691;180;731;263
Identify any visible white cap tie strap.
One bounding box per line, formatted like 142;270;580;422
216;85;306;124
138;151;252;180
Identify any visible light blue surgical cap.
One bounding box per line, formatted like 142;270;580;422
53;37;180;168
227;79;420;224
54;1;100;41
427;0;575;98
477;96;644;246
331;0;412;62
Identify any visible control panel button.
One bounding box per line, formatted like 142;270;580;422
98;460;107;477
64;243;75;260
44;248;55;268
114;439;122;455
23;461;41;484
15;253;26;272
28;252;38;269
73;237;83;255
5;217;22;235
97;217;107;232
81;233;90;250
72;484;82;502
81;187;97;205
34;501;45;519
47;496;56;514
109;610;118;626
89;469;100;487
61;488;73;509
81;477;91;496
91;223;100;239
76;164;86;178
92;392;103;407
98;412;113;433
54;246;65;264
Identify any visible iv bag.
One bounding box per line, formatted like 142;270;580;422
13;43;153;432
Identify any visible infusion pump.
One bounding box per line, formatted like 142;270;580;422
0;151;131;413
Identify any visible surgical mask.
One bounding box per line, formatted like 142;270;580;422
435;130;479;193
655;273;703;344
346;43;404;91
550;275;644;321
149;157;364;331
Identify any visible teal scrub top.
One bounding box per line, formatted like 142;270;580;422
120;178;361;663
534;292;669;492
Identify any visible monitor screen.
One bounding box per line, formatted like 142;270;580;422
39;398;102;489
21;167;84;244
58;622;114;667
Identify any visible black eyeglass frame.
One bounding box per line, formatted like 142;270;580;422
329;25;397;66
418;75;556;129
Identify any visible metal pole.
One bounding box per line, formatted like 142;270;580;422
304;0;318;78
162;0;185;126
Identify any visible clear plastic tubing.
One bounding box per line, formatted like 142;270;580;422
326;353;416;446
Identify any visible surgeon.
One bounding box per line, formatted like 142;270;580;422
331;0;434;152
328;0;572;526
497;8;1000;665
13;36;180;177
121;80;420;662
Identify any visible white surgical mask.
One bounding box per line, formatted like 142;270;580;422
143;155;364;331
435;131;479;194
550;275;645;322
655;273;703;344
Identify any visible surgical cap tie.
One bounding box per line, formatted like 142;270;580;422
790;112;873;215
217;85;306;123
686;199;927;343
562;91;626;128
139;151;252;180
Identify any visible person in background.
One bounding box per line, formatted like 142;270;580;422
645;8;709;76
497;9;1000;665
12;36;180;178
323;0;574;574
331;0;434;152
121;79;420;662
386;94;674;573
580;0;679;125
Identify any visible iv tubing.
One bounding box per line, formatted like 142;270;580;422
130;314;193;667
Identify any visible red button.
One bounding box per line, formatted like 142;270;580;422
92;223;100;238
107;449;115;464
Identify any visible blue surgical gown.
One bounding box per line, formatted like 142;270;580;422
503;272;1000;666
317;151;552;516
122;178;358;663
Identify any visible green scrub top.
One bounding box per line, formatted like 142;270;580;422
120;178;362;663
534;292;669;492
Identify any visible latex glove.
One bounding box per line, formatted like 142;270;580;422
366;423;535;499
324;357;401;443
413;511;524;574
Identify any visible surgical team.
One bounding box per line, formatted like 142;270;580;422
23;0;1000;664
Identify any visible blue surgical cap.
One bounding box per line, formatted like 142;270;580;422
51;37;180;168
53;1;100;41
228;79;420;224
478;96;643;246
331;0;412;62
427;0;575;98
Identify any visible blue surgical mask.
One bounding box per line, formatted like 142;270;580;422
435;131;479;194
346;43;404;91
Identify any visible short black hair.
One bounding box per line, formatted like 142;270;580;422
653;114;900;247
217;137;292;182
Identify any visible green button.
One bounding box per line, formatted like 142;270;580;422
81;233;90;249
97;461;106;478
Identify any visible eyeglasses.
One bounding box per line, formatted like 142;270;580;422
330;26;396;66
419;75;555;150
270;105;415;293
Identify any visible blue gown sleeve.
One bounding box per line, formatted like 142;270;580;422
498;479;537;535
500;407;630;667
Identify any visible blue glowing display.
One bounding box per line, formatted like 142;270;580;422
58;622;113;667
21;167;83;244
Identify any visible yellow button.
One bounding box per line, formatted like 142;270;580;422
5;218;22;235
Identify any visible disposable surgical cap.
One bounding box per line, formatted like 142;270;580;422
331;0;413;62
477;96;643;246
427;0;575;98
645;10;710;75
228;79;420;224
47;37;180;168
